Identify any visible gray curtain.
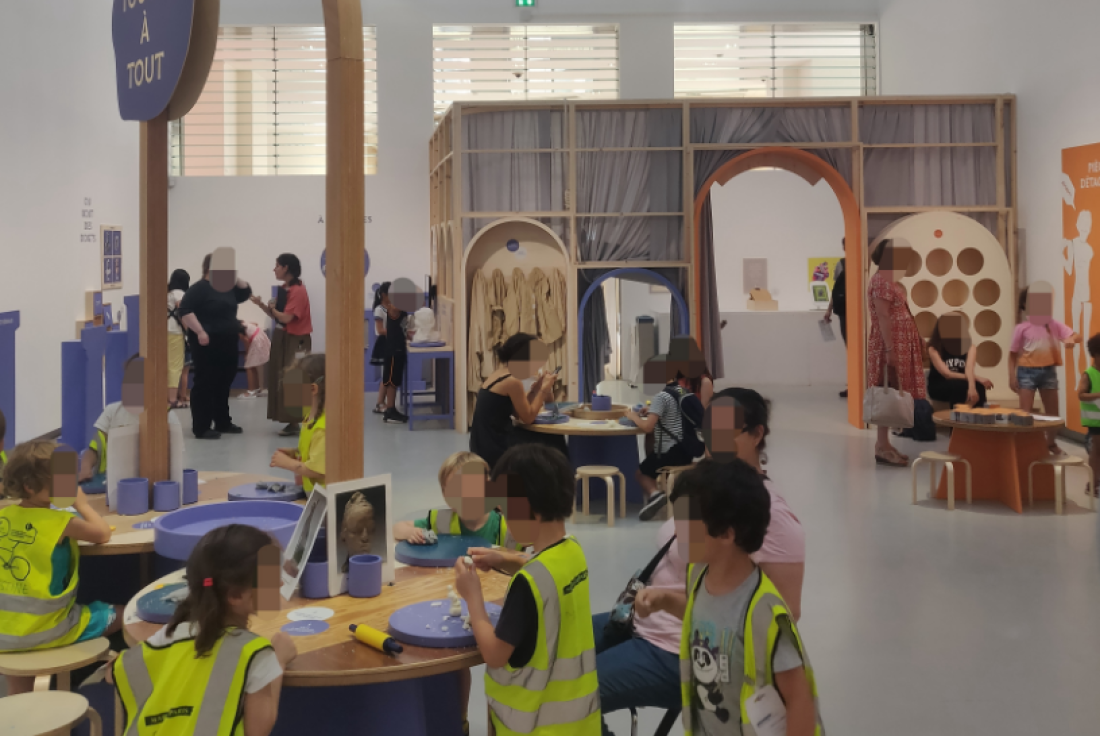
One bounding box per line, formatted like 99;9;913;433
462;111;565;215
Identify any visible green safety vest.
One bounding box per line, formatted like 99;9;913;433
113;628;272;736
427;508;523;550
0;505;90;652
297;413;325;493
89;429;108;475
1081;367;1100;428
680;565;826;736
485;536;601;735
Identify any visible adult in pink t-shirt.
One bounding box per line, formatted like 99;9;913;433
591;387;805;734
252;253;315;434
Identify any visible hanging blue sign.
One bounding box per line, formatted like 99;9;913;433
321;249;370;279
112;0;199;121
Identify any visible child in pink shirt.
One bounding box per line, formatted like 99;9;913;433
1009;285;1079;453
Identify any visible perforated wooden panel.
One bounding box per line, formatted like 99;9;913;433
871;213;1015;402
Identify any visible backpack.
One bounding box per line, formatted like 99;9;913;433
655;385;706;458
895;398;936;442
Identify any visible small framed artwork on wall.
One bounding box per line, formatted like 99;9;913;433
100;226;122;291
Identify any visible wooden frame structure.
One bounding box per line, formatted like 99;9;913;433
429;95;1017;430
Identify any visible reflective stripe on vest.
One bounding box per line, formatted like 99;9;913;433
0;505;89;652
115;629;269;736
485;537;601;735
679;564;826;736
1081;367;1100;427
298;413;325;493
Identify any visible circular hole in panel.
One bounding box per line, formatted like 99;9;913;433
915;311;938;339
958;248;984;276
926;248;953;276
974;310;1001;337
905;251;923;277
974;279;1000;306
911;281;939;308
976;341;1002;368
942;280;970;307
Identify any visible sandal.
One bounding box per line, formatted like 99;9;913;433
875;449;908;467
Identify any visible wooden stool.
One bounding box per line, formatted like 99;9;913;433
0;637;110;692
1028;455;1095;515
0;690;103;735
912;451;971;510
575;466;626;527
656;465;695;520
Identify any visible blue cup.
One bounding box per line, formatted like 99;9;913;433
348;554;382;598
182;469;199;505
591;394;612;411
309;527;327;563
300;560;330;599
117;478;149;516
153;481;180;512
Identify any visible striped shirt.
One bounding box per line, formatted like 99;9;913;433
651;388;683;454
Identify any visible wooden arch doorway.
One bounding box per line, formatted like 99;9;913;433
694;147;864;428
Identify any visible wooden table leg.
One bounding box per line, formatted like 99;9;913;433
936;428;1047;513
1013;432;1057;509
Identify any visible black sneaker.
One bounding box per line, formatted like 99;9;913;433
195;430;222;440
216;424;243;434
383;408;409;424
639;492;668;521
839;389;848;398
278;423;300;436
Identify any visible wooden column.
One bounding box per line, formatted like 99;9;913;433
322;0;365;483
139;112;170;483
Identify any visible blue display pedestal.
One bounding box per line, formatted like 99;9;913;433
0;311;18;442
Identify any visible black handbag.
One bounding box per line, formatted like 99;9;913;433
604;535;677;638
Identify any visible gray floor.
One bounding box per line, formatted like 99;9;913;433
16;387;1098;733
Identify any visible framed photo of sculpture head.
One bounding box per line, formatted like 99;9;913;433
320;475;394;598
280;489;327;600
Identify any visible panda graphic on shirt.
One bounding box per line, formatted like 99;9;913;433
691;623;734;726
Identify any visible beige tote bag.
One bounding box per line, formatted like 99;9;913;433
863;358;914;428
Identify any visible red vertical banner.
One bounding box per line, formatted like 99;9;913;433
1061;143;1100;433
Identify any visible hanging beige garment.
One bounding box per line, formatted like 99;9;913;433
488;269;509;345
530;267;564;344
550;269;569;398
467;270;493;393
502;271;520;340
513;268;537;335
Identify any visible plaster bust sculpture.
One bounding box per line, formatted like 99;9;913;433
411;307;441;343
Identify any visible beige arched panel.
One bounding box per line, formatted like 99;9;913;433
872;213;1016;403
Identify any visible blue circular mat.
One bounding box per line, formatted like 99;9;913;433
395;535;492;567
389;599;501;649
136;582;188;624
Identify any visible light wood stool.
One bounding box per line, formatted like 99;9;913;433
656;465;695;520
912;451;971;510
0;637;110;692
575;466;626;527
0;690;103;735
1028;455;1095;514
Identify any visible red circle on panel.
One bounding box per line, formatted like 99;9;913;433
934;230;944;238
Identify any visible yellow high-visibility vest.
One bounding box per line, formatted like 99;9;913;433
297;413;325;493
1081;367;1100;427
0;505;90;651
485;536;601;735
426;508;522;550
113;627;272;736
680;565;826;735
88;430;108;475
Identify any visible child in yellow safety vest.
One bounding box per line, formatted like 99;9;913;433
635;459;825;736
454;444;601;736
270;354;325;492
0;407;7;484
108;524;299;736
394;450;531;734
0;440;121;695
1076;332;1100;499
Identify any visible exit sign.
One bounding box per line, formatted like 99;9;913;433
516;0;535;6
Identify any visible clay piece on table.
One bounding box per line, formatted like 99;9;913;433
430;601;442;607
462;555;473;566
423;530;439;545
461;614;471;631
447;585;463;617
441;626;448;632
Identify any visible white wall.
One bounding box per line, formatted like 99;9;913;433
877;0;1100;415
712;169;846;312
0;5;140;441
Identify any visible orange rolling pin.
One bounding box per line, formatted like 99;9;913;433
349;624;403;655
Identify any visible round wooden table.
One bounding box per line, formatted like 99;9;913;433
931;411;1064;513
118;565;509;735
523;418;646;506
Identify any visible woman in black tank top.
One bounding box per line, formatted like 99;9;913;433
927;312;993;407
470;334;556;470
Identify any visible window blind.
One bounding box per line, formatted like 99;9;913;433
433;25;619;121
171;26;378;176
674;23;877;99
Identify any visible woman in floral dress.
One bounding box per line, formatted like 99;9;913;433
868;239;926;466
